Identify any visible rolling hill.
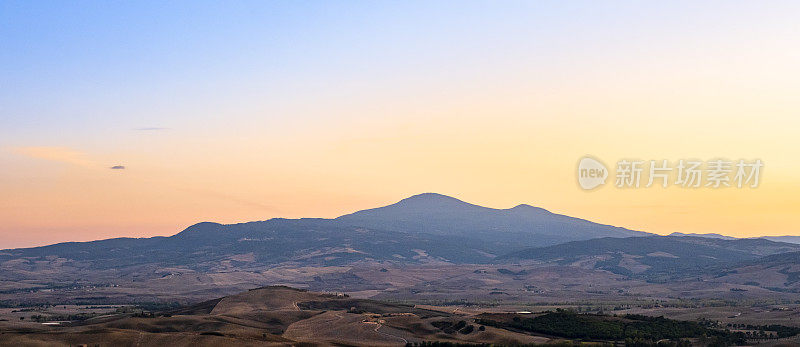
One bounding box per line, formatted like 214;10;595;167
498;236;800;282
0;286;764;346
709;251;800;292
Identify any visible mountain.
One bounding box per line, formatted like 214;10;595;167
498;236;800;282
0;193;648;272
336;193;647;245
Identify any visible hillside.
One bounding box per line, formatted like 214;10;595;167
2;286;782;347
0;286;541;346
709;251;800;292
498;236;800;281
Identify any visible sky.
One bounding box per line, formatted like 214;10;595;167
2;1;800;248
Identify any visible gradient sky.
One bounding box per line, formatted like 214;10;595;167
2;1;800;248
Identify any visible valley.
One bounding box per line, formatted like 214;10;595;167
3;286;800;347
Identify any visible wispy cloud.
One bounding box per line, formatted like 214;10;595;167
176;187;280;212
12;147;126;172
12;146;94;167
134;127;169;131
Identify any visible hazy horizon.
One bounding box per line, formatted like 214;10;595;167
1;191;797;250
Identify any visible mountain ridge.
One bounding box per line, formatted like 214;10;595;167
1;193;647;268
334;192;647;242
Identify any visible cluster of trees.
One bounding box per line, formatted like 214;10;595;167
757;325;800;338
726;323;800;339
405;343;581;347
28;312;98;322
20;303;187;322
476;310;747;346
406;342;492;347
431;320;476;334
127;301;182;312
624;338;691;347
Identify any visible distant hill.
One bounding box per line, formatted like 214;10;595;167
668;232;800;245
703;251;800;293
0;193;648;272
498;236;800;281
761;236;800;244
669;232;737;240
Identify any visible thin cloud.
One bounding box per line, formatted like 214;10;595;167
176;187;280;212
12;147;93;167
134;127;169;131
12;147;125;172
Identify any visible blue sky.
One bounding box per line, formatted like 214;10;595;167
7;0;789;143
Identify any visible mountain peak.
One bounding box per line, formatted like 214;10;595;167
387;193;489;212
173;222;223;239
334;193;645;241
334;193;487;224
509;204;551;214
396;192;466;204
